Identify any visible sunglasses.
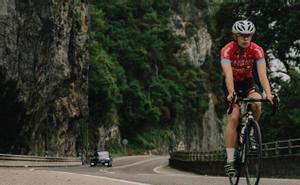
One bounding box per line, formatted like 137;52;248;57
236;34;253;38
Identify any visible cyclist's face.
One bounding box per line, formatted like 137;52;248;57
235;34;253;48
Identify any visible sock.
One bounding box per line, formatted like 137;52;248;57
226;148;235;163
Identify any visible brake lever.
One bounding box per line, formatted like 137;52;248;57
271;95;279;115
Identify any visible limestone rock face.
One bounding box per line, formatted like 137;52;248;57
170;1;212;67
201;93;224;152
0;0;88;156
169;1;223;152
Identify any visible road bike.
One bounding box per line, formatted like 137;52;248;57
227;94;278;185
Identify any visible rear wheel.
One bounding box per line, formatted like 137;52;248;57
245;120;262;185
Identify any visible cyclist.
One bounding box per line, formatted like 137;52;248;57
220;20;273;177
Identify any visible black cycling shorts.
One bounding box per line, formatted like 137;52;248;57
223;78;261;109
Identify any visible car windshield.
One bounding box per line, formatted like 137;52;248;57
97;151;109;158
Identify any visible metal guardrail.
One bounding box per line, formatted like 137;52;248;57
0;154;82;167
262;138;300;157
170;138;300;161
170;151;225;162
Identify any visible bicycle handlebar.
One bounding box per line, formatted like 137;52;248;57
236;97;270;102
227;92;279;115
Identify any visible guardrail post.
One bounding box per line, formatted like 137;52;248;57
264;144;269;157
288;140;292;155
205;152;208;161
275;142;279;156
212;151;215;161
217;151;221;160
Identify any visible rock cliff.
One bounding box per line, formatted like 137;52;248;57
0;0;88;156
170;1;223;152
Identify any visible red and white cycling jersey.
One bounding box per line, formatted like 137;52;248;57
220;41;265;81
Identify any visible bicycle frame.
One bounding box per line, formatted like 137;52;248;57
238;99;259;164
229;97;273;185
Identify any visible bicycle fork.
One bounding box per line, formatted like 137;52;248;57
240;112;254;165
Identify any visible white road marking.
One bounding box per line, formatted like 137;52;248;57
153;165;167;174
112;155;151;162
43;170;152;185
137;173;165;176
101;168;115;174
105;156;167;171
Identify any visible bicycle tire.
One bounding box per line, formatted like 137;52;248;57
228;126;243;185
229;145;242;185
244;120;262;185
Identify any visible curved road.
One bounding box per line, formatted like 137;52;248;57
40;155;299;185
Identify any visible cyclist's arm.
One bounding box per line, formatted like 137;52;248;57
221;58;235;99
256;59;273;102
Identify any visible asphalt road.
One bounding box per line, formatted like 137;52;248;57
39;156;300;185
36;155;300;185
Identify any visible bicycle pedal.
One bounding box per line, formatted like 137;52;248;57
225;162;236;177
227;171;236;177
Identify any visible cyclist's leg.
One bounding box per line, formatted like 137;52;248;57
223;83;240;176
247;89;262;120
247;86;262;151
225;105;240;157
224;86;240;159
224;105;240;176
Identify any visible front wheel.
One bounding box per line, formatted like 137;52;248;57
244;120;262;185
228;152;241;185
228;132;244;185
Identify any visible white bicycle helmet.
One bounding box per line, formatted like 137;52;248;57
232;20;255;34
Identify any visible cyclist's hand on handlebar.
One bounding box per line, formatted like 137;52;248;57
271;94;280;115
227;92;237;115
266;93;274;104
272;94;280;107
227;91;237;102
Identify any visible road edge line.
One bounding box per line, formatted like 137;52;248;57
43;170;152;185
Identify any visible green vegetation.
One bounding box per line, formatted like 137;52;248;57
86;0;300;154
88;0;209;153
261;70;300;141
